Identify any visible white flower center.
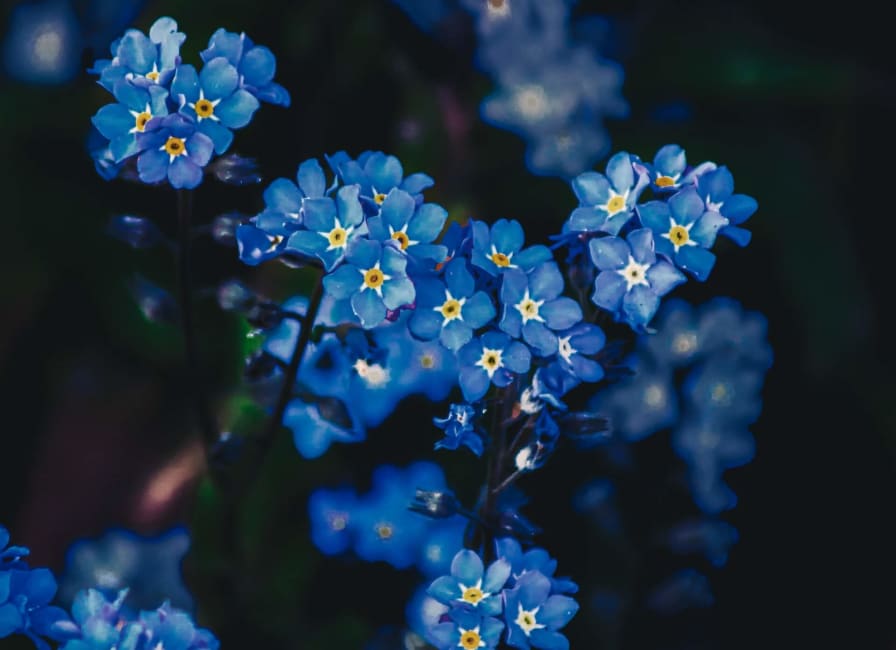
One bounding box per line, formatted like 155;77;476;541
515;603;546;636
476;347;504;378
617;255;651;291
514;289;545;325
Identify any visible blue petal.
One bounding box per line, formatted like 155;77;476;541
0;603;23;637
500;304;523;339
500;268;528;305
529;629;569;650
539;595;579;629
113;77;151;111
626;228;656;265
541;297;582;330
654;144;686;175
215;88;260;129
336;184;364;227
699;166;734;203
491;219;524;253
503;341;532;374
571;171;610;205
401;172;434;194
186;132;214;166
588;236;628;270
605;151;634;191
365;152;403;192
523;321;558;356
623;285;660;327
264;178;302;214
592;271;626;312
303;197;337;231
675;247;715;281
440;320;473;351
170;64;199;103
514;245;552;271
382;276;415;310
352;290;386;328
149;17;180;44
636;201;671;233
567;206;606;232
690;210;728;247
117;30;155;75
517;571;552;609
241;45;276;87
408;203;447;243
462;291;496;328
365;214;389;241
647;260;686;295
297;158;326;198
719;224;752;247
380;245;408;276
483;558;511;593
137;149;169;184
380;189;415;230
200;56;239;100
346;239;381;270
451;549;484;585
410;310;442;340
460;366;490;401
23;568;58;605
427;576;462;603
201;28;242;65
529;261;563;301
572;356;604;382
287;230;327;257
668;187;705;225
323;264;361;299
198;119;233;155
92;103;134;141
168;157;202;189
724;194;758;224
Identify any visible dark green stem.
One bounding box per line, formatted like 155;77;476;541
177;189;219;448
258;268;326;447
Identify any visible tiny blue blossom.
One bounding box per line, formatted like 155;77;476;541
471;219;551;277
433;403;484;456
409;258;496;351
457;331;532;402
287;184;366;271
200;28;291;106
566;151;648;235
498;262;582;357
552;322;605;383
427;548;511;617
503;571;578;650
695;166;758;247
91;78;169;162
90;17;185;91
135;113;214;189
427;608;504;650
366;189;448;268
170;57;260;154
308;488;359;556
328;150;434;211
637;188;727;281
322;239;416;328
589;228;686;330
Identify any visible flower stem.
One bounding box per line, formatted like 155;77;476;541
259;267;326;446
176;189;219;449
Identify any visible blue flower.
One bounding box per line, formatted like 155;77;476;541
0;567;76;647
695;297;773;369
589;228;686;330
137;601;219;649
499;262;582;357
91;17;185;92
695;166;758;247
683;355;766;426
427;549;511;617
1;527;28;566
633;144;718;194
308;488;359;556
322;239;416;328
427;608;505;650
641;298;702;367
283;394;365;459
416;517;466;579
135;114;214;189
262;157;330;227
91;78;169;162
503;571;578;650
525;121;612;179
353;462;447;569
170;57;260;154
410;258;496;351
366;189;448;268
471;219;551;277
329;150;434;211
287;184;366;271
566;151;647;235
457;331;532;402
433;403;484;456
636;188;727;281
200;28;291;107
494;537;578;596
552;322;605;383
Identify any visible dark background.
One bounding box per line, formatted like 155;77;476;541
1;0;895;648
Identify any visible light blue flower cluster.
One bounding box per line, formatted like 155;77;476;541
589;297;772;513
89;17;288;188
308;462;465;577
393;0;628;177
1;525;217;650
422;541;578;650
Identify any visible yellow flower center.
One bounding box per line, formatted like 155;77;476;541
327;227;347;248
373;192;387;205
420;353;435;369
490;252;511;267
146;70;160;82
439;299;462;321
462;586;484;604
521;299;538;317
655;175;676;187
364;268;385;289
375;523;393;540
164;136;186;157
391;231;410;250
460;630;482;650
606;195;625;214
668;225;690;246
134;112;151;132
328;514;347;531
711;383;729;403
194;98;214;118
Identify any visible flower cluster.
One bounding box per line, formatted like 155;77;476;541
308;462;465;576
422;542;579;650
1;525;217;650
89;17;288;188
589;297;772;513
392;0;628;177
